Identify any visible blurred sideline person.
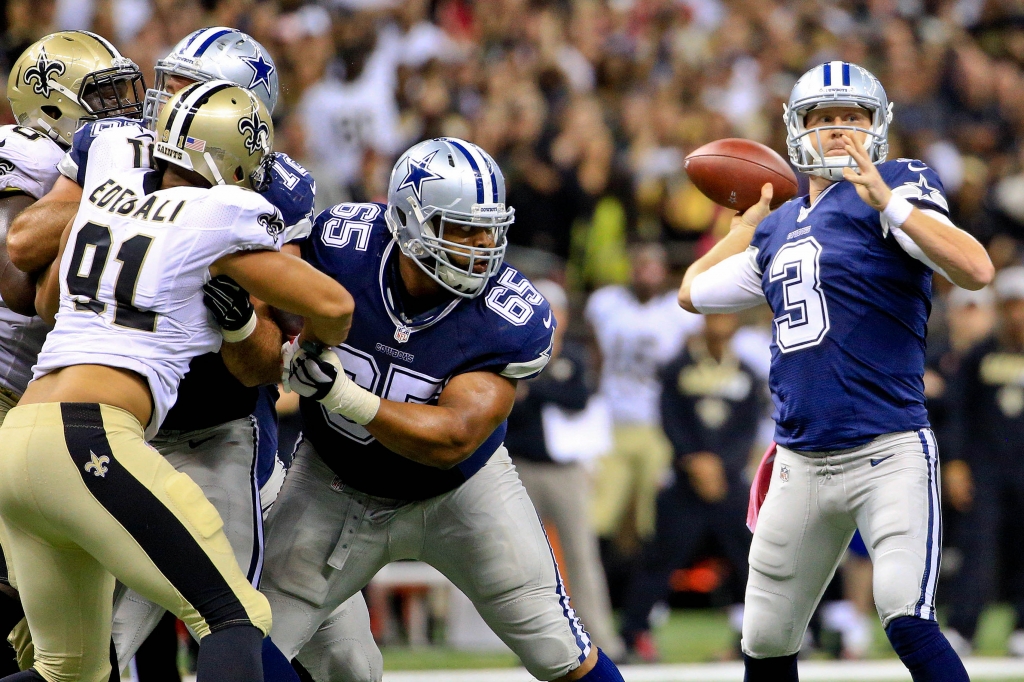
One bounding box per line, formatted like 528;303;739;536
944;266;1024;656
507;279;625;661
620;313;764;662
678;61;992;681
5;28;381;680
0;81;353;682
264;137;627;682
0;30;146;675
585;243;700;552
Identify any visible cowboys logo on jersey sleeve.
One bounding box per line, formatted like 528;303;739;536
300;202;554;501
0;124;65;199
58;119;315;241
34;129;283;438
748;158;946;452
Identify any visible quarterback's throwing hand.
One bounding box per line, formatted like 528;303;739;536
841;133;892;211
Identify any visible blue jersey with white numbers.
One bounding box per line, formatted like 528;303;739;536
64;117;316;237
301;203;555;500
750;159;949;451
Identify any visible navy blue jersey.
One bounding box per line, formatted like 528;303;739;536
62;118;316;237
751;159;949;451
301;202;554;500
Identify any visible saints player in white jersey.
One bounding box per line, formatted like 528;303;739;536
0;30;145;675
0;80;354;682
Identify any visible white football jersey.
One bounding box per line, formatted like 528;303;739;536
0;124;65;398
33;128;284;438
586;286;702;425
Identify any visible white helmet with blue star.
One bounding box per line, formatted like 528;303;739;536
385;138;515;298
142;27;278;128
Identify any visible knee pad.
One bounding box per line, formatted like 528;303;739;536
741;584;801;658
873;548;928;626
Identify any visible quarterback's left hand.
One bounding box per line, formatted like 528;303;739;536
841;133;892;211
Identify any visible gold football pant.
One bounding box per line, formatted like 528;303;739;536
0;402;271;682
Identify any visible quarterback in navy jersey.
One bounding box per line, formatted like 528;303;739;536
262;138;626;682
678;63;993;682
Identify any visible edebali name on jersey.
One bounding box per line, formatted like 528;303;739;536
59;117;316;241
750;159;952;452
0;124;67;398
34;129;284;438
301;202;554;501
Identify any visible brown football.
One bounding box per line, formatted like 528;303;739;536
684;138;799;212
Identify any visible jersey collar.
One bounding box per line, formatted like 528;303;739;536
378;239;462;339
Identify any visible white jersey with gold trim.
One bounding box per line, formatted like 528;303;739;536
0;124;65;398
33;129;283;438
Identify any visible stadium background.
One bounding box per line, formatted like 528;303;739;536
4;0;1024;679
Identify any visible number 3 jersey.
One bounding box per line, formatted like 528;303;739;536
33;128;283;438
0;125;65;398
300;203;554;501
748;159;952;451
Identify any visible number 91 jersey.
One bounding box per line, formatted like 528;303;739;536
34;128;283;439
300;203;555;501
750;159;948;452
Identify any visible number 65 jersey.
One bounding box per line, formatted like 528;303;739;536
33;129;283;439
747;159;953;452
300;203;554;501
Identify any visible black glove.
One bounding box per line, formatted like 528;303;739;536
203;275;255;336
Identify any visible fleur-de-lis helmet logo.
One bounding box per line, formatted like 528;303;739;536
23;47;66;98
237;111;270;157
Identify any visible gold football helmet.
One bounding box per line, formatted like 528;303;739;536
152;80;273;191
7;31;145;148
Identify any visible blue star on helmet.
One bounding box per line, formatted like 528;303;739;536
240;48;275;95
398;150;443;202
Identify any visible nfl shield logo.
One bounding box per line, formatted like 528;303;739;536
394;325;411;344
330;476;345;493
780;465;790;482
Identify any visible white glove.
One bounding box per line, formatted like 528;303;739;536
285;341;381;425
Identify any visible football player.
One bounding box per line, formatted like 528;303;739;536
0;81;353;682
267;138;626;682
5;28;379;679
677;62;993;681
0;30;145;674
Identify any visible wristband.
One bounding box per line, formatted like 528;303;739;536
882;194;914;228
221;313;257;343
316;350;382;425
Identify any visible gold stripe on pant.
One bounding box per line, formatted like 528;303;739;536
0;402;271;682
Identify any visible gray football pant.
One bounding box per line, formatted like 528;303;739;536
743;430;942;659
110;418;381;682
262;443;592;681
514;458;624;660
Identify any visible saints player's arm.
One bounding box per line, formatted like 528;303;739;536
211;249;354;347
366;371;517;469
0;192;40;314
219;299;286;387
678;183;773;313
841;134;994;291
34;214;76;324
6;175;81;274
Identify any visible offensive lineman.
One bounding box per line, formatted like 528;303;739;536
0;30;146;673
267;137;626;682
677;62;993;681
5;28;379;680
0;81;353;682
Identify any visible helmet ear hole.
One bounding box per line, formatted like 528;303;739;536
396;207;407;227
41;106;62;120
234;166;244;182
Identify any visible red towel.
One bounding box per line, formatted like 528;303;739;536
746;442;777;533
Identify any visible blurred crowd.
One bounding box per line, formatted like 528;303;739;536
7;0;1024;665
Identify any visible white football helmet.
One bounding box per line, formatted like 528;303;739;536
385;138;515;298
784;61;892;181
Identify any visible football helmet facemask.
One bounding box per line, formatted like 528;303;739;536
153;80;273;191
143;27;279;129
784;61;892;182
385;138;515;299
7;31;146;148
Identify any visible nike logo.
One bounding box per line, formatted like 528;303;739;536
870;454;895;467
543;311;553;329
188;435;216;449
